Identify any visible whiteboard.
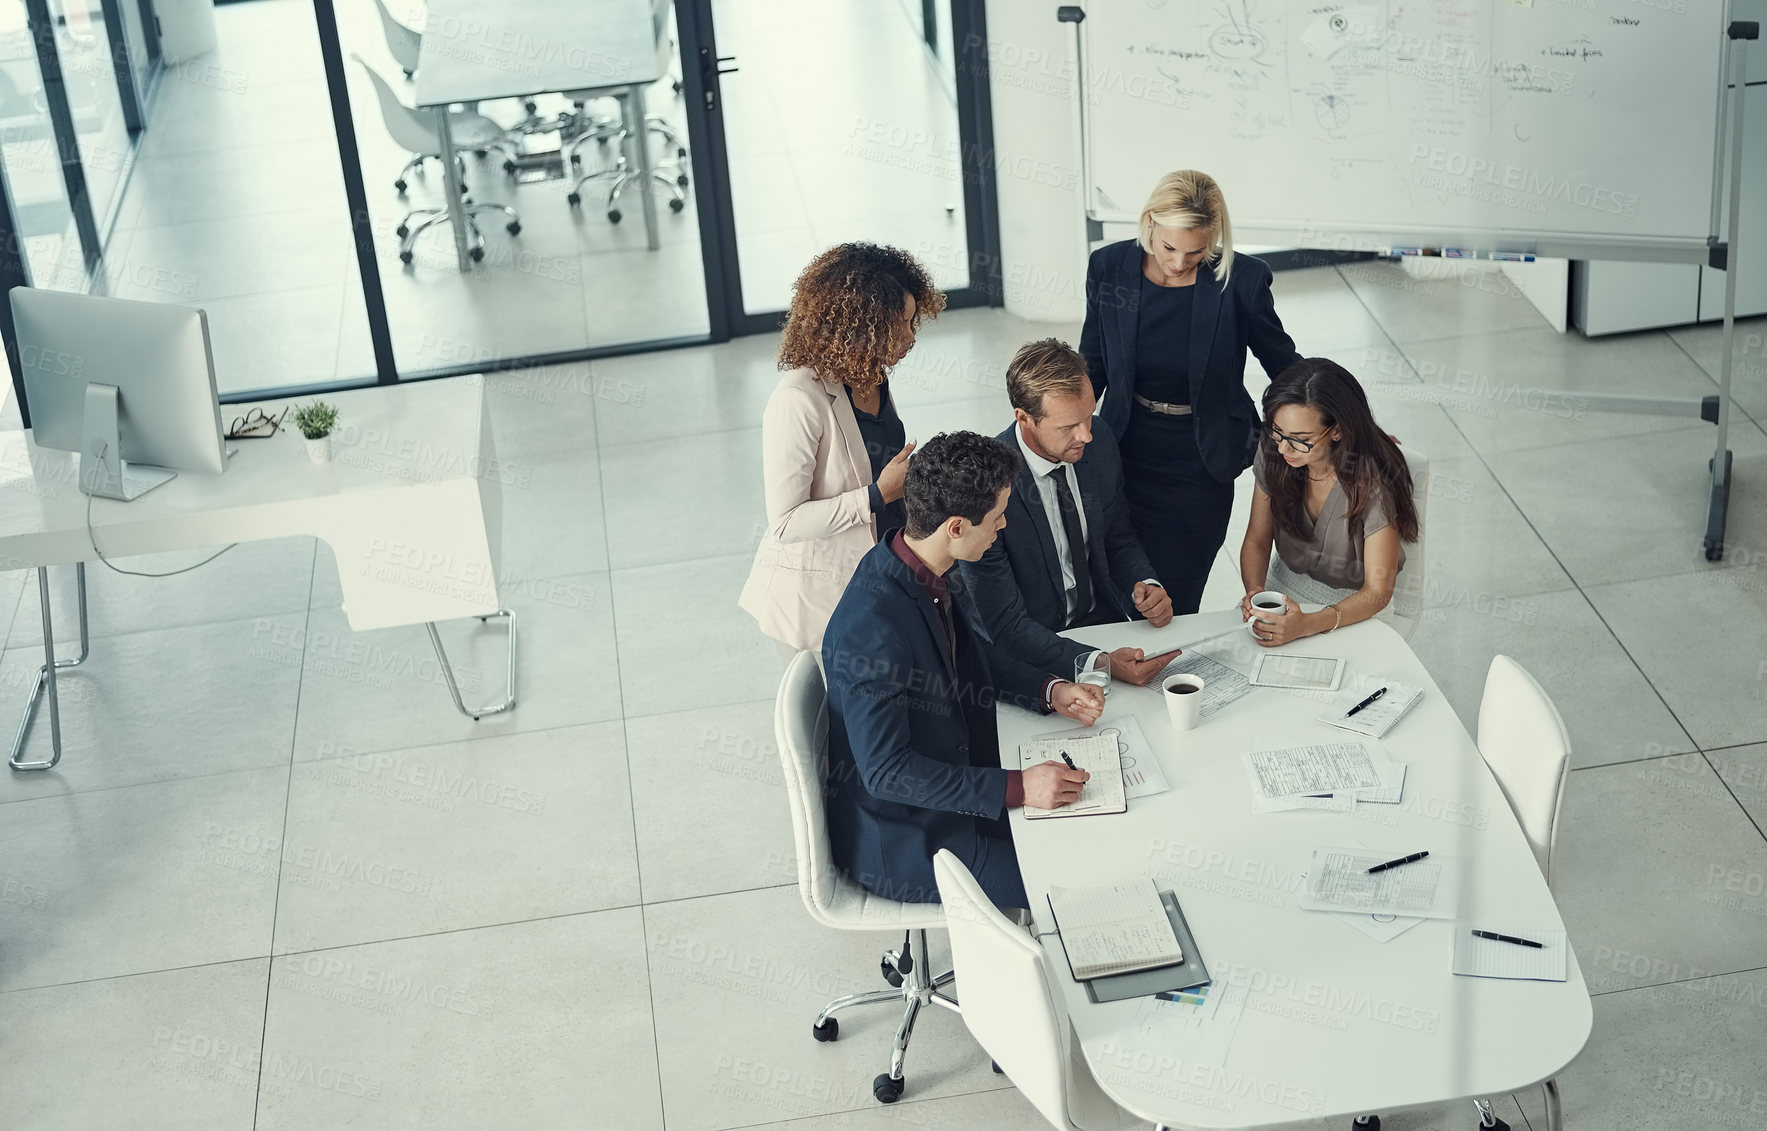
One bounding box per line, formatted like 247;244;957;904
1078;0;1734;262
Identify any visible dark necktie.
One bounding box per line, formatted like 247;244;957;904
1048;466;1092;627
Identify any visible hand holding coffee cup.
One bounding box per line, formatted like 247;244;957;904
1162;673;1206;731
1243;590;1304;647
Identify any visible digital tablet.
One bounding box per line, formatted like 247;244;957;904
1249;653;1346;692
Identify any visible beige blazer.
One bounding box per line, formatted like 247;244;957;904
739;367;880;652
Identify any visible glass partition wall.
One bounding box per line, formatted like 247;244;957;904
1;0;1002;414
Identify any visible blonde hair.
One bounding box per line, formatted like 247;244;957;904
1005;338;1089;421
1137;170;1234;284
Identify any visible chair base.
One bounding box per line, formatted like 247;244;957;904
809;928;959;1104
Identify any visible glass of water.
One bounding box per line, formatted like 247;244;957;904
1074;649;1112;698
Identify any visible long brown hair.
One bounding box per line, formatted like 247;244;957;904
1259;358;1419;545
777;243;946;395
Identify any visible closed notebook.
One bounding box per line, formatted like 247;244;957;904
1046;878;1185;980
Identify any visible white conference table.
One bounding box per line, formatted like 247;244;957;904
1001;611;1591;1130
0;378;509;769
413;0;666;267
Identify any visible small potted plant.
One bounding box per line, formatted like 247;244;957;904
295;400;339;463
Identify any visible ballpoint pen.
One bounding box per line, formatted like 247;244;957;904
1366;850;1429;874
1472;929;1543;948
1059;750;1078;771
1346;686;1388;717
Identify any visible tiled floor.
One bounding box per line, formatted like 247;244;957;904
89;0;969;395
1;264;1764;1131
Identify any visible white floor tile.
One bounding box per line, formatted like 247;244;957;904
1707;744;1767;832
0;767;285;991
1513;969;1767;1131
614;553;780;718
1341;261;1549;346
1556;755;1767;994
0;613;304;801
291;571;618;759
644;886;1010;1130
257;909;663;1130
1583;570;1767;751
591;335;782;448
600;427;765;570
1487;427;1767;590
626;699;797;903
1407;588;1694;769
0;959;268;1131
272;722;638;952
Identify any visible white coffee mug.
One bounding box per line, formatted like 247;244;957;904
1245;589;1288;634
1162;673;1206;731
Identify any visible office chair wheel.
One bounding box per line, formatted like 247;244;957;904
676;173;689;187
396;223;409;238
395;179;408;194
811;1018;838;1042
474;148;487;158
872;1074;904;1104
469;245;485;262
676;146;687;158
503;161;517;174
1475;1119;1508;1131
398;250;414;264
880;958;904;989
1349;1119;1380;1130
669;198;685;213
567;191;582;207
506;221;521;235
402;69;413;78
607;208;622;223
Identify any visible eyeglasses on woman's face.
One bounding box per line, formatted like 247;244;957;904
1267;425;1315;454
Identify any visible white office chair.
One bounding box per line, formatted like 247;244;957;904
1386;447;1428;641
372;0;422;78
932;851;1152;1131
774;650;960;1105
352;56;522;264
1353;655;1569;1131
1476;654;1569;1131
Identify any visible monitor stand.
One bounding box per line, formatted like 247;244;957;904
79;383;176;501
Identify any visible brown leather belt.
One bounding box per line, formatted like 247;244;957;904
1134;393;1193;416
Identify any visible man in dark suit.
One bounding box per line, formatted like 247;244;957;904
960;339;1178;686
822;431;1103;910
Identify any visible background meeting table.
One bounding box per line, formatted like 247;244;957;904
0;378;510;770
413;0;665;269
1001;611;1591;1129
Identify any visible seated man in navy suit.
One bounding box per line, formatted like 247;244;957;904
822;430;1103;910
960;338;1178;686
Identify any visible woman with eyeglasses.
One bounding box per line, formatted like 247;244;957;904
1078;170;1301;615
739;243;945;661
1238;358;1420;646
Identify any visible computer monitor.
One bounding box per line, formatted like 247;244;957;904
10;288;228;500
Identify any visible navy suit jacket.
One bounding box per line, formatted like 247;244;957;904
1078;240;1301;483
958;421;1158;674
822;539;1053;905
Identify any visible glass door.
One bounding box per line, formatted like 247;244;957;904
682;0;999;333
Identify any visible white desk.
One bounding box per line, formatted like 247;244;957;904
413;0;665;267
0;378;512;769
1001;611;1590;1130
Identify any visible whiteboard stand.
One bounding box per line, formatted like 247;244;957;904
1703;21;1755;560
1055;6;1105;243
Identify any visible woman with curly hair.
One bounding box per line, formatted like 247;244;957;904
739;243;947;658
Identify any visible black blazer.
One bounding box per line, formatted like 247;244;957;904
1078;240;1301;483
958;421;1159;675
822;540;1053;905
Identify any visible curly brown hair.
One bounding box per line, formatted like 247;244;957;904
777;243;946;395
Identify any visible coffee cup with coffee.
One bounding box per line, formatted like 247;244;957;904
1244;589;1288;634
1162;673;1206;731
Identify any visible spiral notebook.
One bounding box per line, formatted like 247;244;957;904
1317;677;1424;739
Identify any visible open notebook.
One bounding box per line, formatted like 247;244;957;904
1046;878;1186;980
1018;732;1126;819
